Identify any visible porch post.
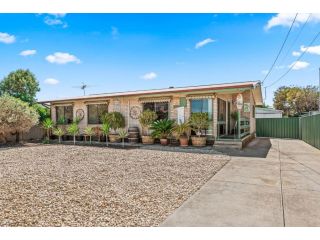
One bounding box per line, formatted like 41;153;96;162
225;101;229;135
213;97;218;139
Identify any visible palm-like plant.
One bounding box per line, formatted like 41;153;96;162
84;126;95;144
101;122;110;146
150;119;175;139
172;122;191;139
53;127;64;144
101;112;125;134
42;118;54;142
118;128;128;148
67;122;79;145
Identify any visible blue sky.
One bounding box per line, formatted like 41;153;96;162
0;13;320;105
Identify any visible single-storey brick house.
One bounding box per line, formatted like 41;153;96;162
41;81;263;146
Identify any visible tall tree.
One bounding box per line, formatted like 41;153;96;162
0;69;40;104
0;94;39;143
273;86;318;116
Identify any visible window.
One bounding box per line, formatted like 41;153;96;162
143;102;169;120
56;106;73;124
190;99;212;120
87;104;108;124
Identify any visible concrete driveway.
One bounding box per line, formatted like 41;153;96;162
161;138;320;227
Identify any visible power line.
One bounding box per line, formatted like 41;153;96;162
262;13;298;85
278;14;311;66
266;29;320;88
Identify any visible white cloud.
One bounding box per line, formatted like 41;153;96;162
300;45;320;55
44;14;68;28
111;26;119;39
19;49;37;56
195;38;215;49
46;52;81;64
275;65;286;69
292;51;301;57
141;72;157;80
261;70;269;75
0;32;15;44
44;78;59;85
289;61;310;70
265;13;320;30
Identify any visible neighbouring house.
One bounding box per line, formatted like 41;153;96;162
255;107;283;119
40;81;263;146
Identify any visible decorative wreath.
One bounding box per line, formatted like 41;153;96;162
76;109;85;121
130;106;142;119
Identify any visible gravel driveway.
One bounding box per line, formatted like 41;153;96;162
0;144;229;226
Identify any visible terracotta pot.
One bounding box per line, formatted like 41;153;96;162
179;137;189;147
109;134;120;143
141;135;154;144
160;138;168;145
191;136;207;147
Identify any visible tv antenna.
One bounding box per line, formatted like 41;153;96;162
72;82;94;95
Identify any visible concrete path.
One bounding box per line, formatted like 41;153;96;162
161;138;320;227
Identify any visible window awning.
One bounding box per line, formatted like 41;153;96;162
138;96;172;103
186;94;216;100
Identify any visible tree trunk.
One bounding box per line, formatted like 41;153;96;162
90;136;92;144
59;136;61;144
122;139;124;148
73;135;76;145
106;136;108;147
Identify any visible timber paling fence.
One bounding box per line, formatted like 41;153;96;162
256;114;320;150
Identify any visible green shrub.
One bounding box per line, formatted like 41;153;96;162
189;112;209;137
150;119;175;139
101;112;125;133
139;110;157;135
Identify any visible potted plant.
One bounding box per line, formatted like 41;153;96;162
53;127;64;144
101;112;125;143
118;128;128;148
42;118;54;143
84;126;95;144
67;121;79;145
139;109;157;144
189;112;209;147
172;122;191;147
150;119;175;145
101;122;110;146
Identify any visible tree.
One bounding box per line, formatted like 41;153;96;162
0;69;40;104
32;104;50;122
273;86;318;116
67;122;79;145
101;122;110;146
42;118;54;142
53;127;64;144
0;94;39;143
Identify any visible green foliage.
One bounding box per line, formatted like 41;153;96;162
150;119;175;139
101;122;110;146
139;109;157;135
53;127;64;143
189;112;209;136
0;94;39;139
118;128;128;139
0;69;40;104
42;118;54;142
84;126;95;144
57;116;66;125
172;122;191;138
84;126;95;136
32;104;50;122
101;112;125;132
67;122;79;145
274;86;318;116
118;128;128;148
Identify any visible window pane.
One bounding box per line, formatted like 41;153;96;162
88;105;98;124
97;104;108;124
155;102;168;120
56;106;64;123
143;102;155;111
191;99;209;113
64;106;73;124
